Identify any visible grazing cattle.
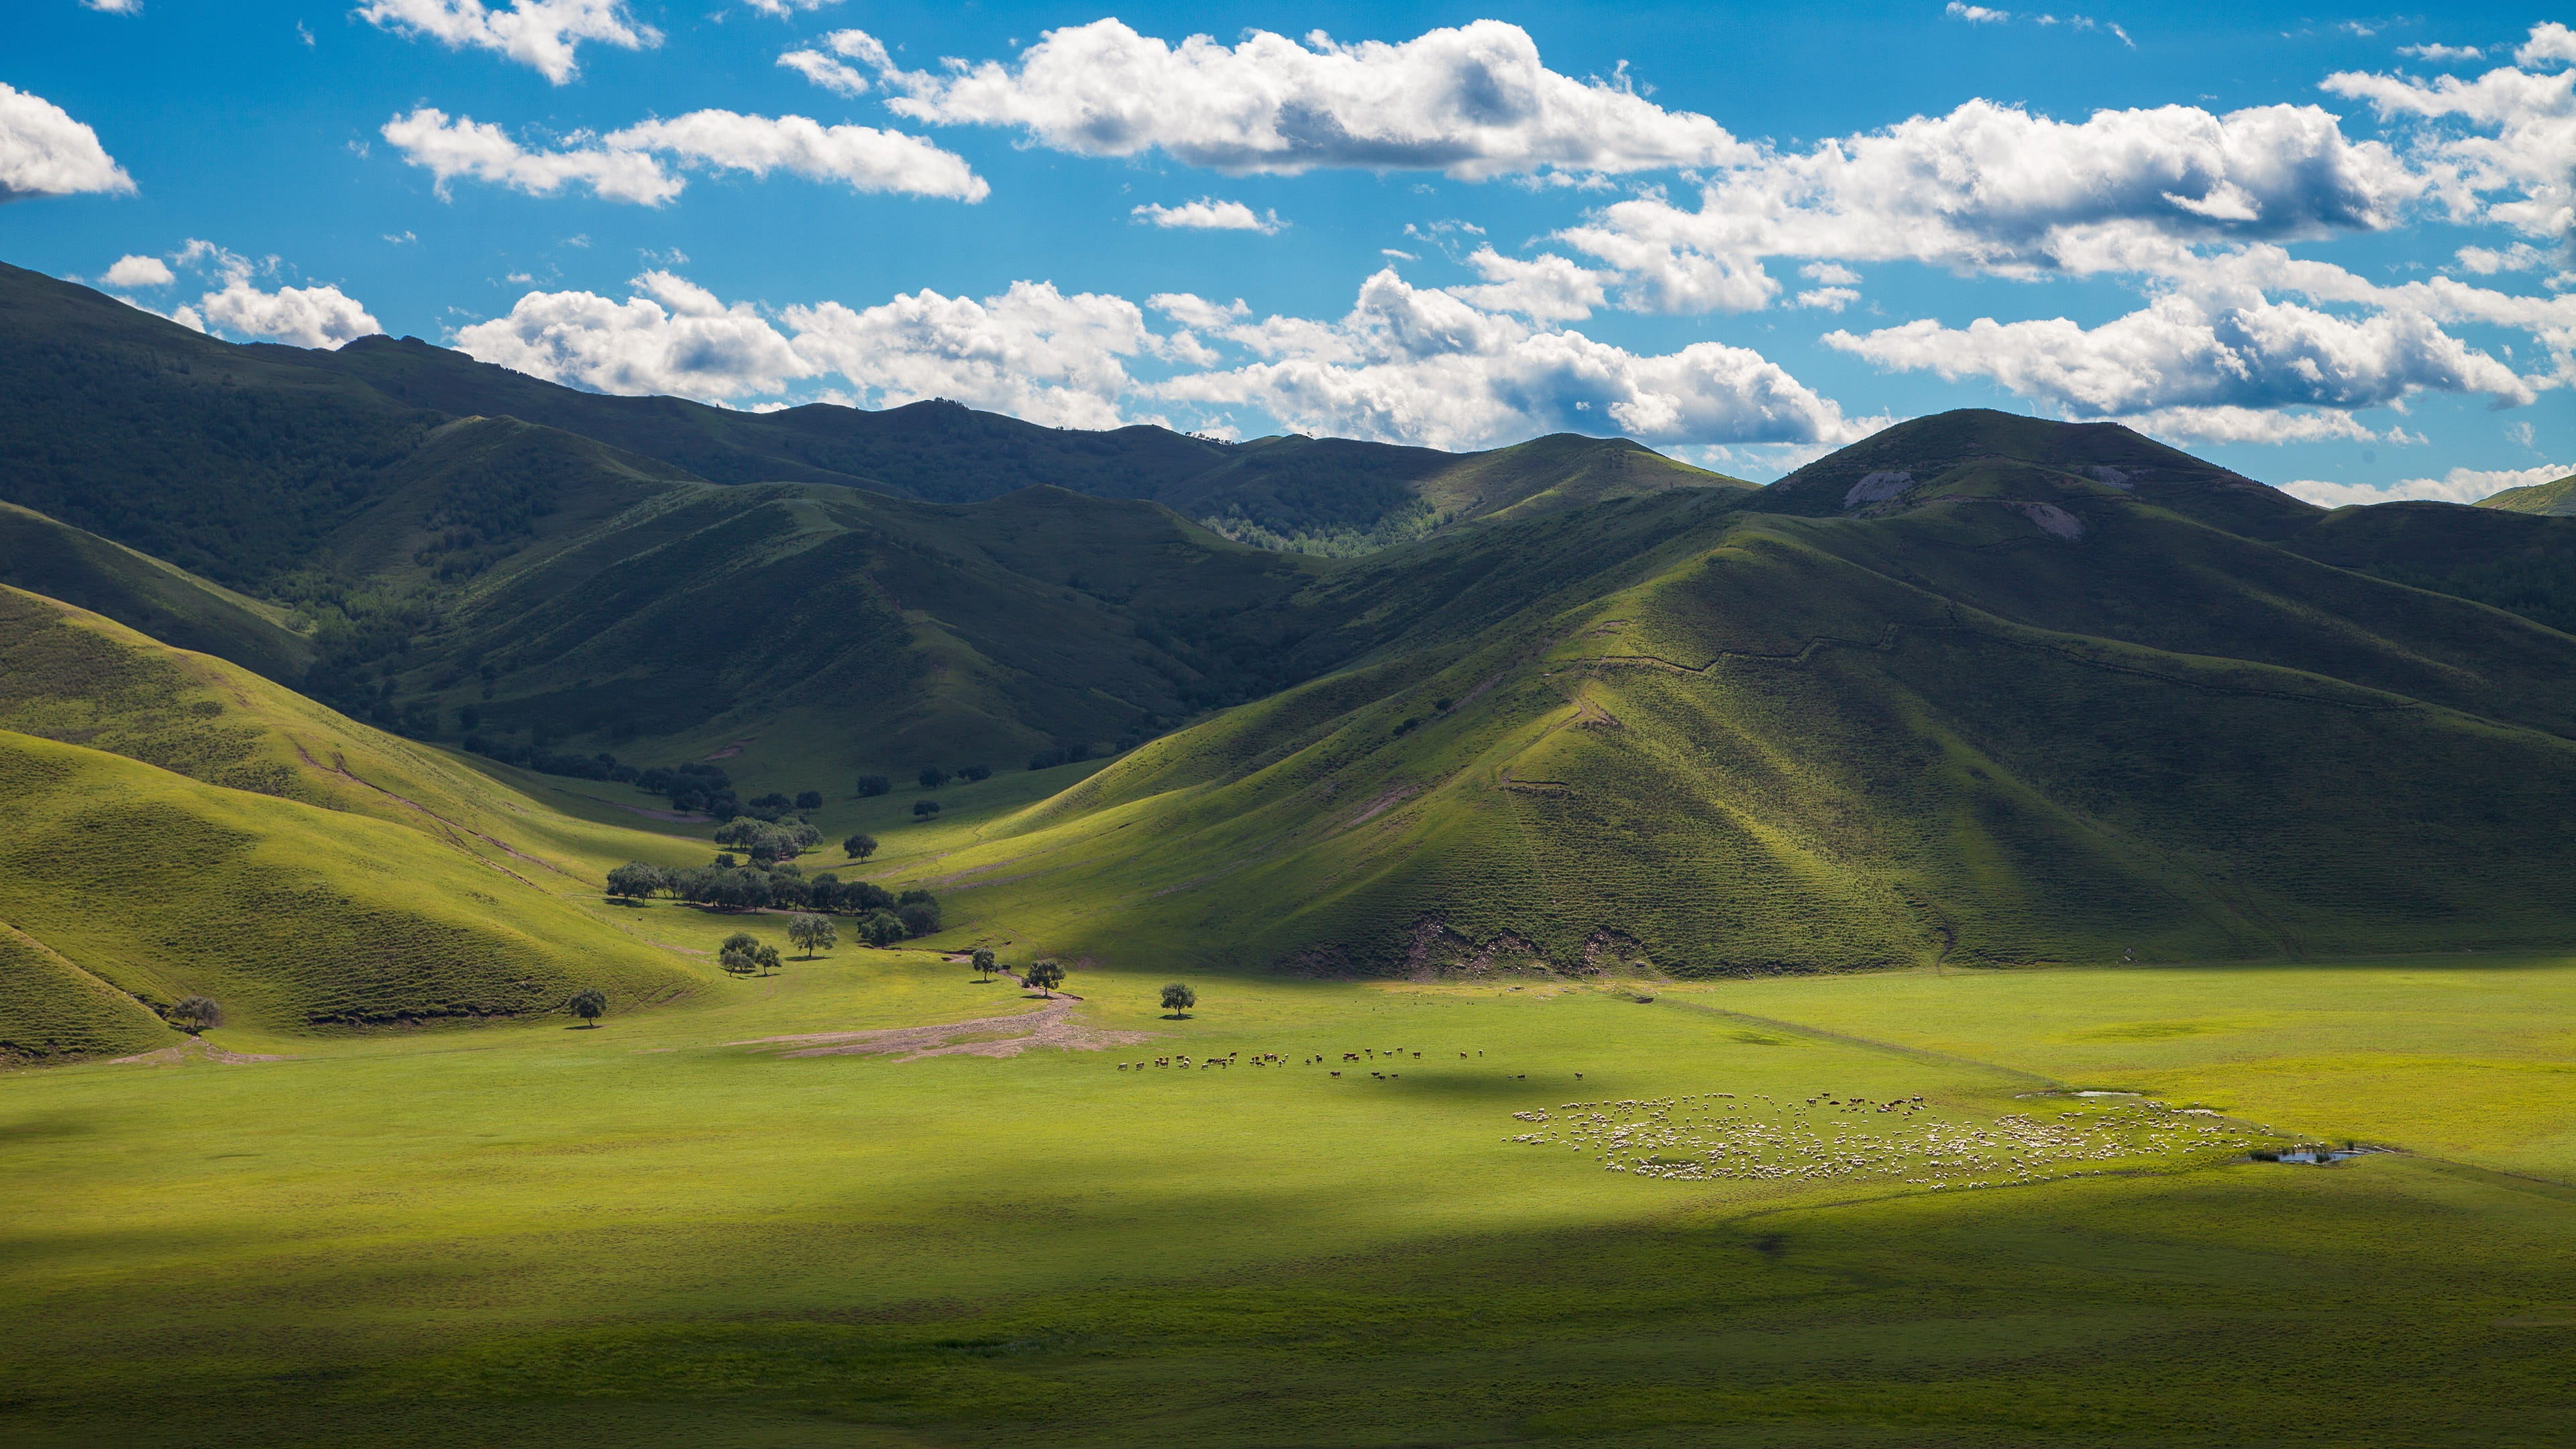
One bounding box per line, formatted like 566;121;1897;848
1331;1071;1341;1077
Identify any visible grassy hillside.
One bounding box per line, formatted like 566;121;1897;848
0;729;703;1032
0;502;311;683
879;472;2576;976
0;921;178;1063
2479;472;2576;515
0;584;718;1042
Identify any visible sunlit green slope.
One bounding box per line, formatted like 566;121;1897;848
0;501;311;683
2478;472;2576;515
909;468;2576;975
0;586;708;1043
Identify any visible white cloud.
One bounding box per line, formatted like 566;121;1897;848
1562;99;2415;311
457;268;1860;450
2279;462;2572;507
2323;32;2576;240
2456;242;2553;273
457;272;814;399
381;107;987;206
1942;5;2134;45
81;0;144;13
156;240;380;348
1800;261;1861;284
1946;5;2012;23
1131;199;1285;233
1791;286;1860;311
784;282;1158;428
2396;44;2485;63
0;83;133;201
608;111;988;201
101;254;174;288
744;0;840;15
2119;405;2386;445
1825;290;2532;417
1159;268;1861;450
777;50;869;97
846;18;1746;180
2518;22;2576;68
383;108;681;205
1439;247;1610;321
459;274;1158;427
354;1;659;85
200;278;380;347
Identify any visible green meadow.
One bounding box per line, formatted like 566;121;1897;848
5;923;2573;1446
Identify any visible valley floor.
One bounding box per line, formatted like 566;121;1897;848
4;939;2573;1446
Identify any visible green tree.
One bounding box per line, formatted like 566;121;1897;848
843;833;878;861
918;766;951;789
718;930;760;977
568;987;607;1026
855;775;891;797
754;944;784;977
604;862;663;901
788;912;837;958
971;946;996;982
912;800;941;818
859;910;906;948
1160;983;1196;1018
1025;959;1065;998
170;996;221;1033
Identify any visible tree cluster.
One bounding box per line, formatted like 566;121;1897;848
1027;743;1097;771
631;762;735;816
605;862;941;941
711;816;822;864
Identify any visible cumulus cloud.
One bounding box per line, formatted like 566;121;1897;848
0;83;133;201
777;49;870;97
381;107;987;205
456;272;812;398
1825;290;2531;419
1439;247;1611;321
1131;199;1285;233
382;109;681;205
456;267;1858;449
1159;268;1860;449
149;241;380;348
81;0;144;13
101;254;174;288
1562;99;2415;311
784;282;1159;428
1946;5;2010;21
2396;44;2485;63
2279;462;2572;508
2324;32;2576;242
744;0;840;15
837;18;1744;180
354;1;659;85
458;274;1159;426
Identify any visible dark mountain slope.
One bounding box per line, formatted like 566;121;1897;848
0;500;312;682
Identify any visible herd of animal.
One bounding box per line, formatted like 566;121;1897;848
1116;1046;1564;1081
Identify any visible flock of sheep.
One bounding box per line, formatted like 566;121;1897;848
1507;1091;2267;1189
1116;1045;1497;1079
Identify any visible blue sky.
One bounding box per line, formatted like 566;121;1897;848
3;1;2569;500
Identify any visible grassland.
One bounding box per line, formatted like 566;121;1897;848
3;941;2571;1446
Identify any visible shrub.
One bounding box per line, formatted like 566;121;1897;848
913;800;941;818
855;775;891;797
958;764;991;782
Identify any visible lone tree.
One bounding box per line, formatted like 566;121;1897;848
787;912;837;958
843;833;878;861
918;766;951;790
1024;959;1065;998
1160;983;1197;1018
855;774;891;798
912;800;941;818
568;987;608;1026
718;930;761;977
754;944;784;977
170;996;221;1033
970;946;996;982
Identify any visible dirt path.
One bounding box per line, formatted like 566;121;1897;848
113;1036;293;1067
290;737;572;885
731;997;1149;1061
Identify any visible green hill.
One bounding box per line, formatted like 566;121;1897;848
892;444;2576;976
0;500;311;682
2478;472;2576;515
0;584;709;1044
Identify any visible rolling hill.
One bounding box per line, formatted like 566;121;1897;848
0;584;708;1050
881;421;2576;976
2478;472;2576;515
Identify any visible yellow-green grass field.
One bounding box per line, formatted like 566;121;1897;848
5;930;2573;1446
